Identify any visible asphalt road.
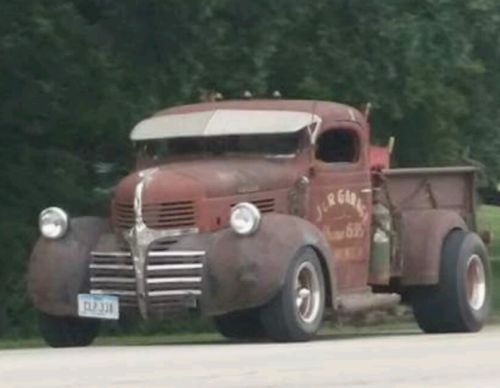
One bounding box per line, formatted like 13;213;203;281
2;327;500;387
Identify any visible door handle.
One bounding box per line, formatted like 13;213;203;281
360;188;372;194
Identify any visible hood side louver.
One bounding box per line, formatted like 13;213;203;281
114;201;196;230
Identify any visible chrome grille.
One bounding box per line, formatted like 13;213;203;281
89;241;204;312
114;201;196;230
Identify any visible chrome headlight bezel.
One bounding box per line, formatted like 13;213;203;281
230;202;261;236
39;207;69;239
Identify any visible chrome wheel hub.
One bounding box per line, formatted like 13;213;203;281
466;254;486;311
294;261;321;324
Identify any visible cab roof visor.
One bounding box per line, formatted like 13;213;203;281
130;109;322;141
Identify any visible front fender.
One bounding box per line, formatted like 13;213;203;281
28;217;110;316
201;213;336;316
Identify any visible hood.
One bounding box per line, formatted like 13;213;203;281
114;158;304;204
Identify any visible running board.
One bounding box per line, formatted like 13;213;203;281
337;292;401;315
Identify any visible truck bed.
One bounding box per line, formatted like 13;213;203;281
379;166;477;230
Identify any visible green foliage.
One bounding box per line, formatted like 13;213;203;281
491;261;500;313
1;0;500;336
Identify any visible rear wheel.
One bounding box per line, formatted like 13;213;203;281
410;230;491;333
38;311;100;347
260;247;325;342
214;308;264;340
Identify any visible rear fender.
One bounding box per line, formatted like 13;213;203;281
201;213;337;316
28;217;110;316
399;209;466;286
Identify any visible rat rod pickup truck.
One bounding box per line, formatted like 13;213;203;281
29;99;491;347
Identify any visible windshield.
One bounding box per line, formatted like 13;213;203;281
136;130;305;164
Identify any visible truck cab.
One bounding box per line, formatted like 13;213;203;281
29;100;491;347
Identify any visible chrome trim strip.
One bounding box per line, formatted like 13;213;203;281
90;277;136;283
149;227;199;238
90;249;205;258
148;250;205;257
90;289;136;296
91;251;131;257
126;168;155;318
148;263;203;271
89;289;202;297
89;264;134;270
147;277;201;284
148;290;202;297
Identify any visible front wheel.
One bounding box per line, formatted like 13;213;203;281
410;230;491;333
260;247;325;342
38;311;100;347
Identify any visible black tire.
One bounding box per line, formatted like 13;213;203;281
260;247;325;342
38;311;100;347
214;308;265;340
411;229;492;333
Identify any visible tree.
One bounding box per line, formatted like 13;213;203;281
1;0;500;335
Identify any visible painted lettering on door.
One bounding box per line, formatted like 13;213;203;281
315;189;370;262
315;189;368;224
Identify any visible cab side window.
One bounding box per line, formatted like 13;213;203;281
315;129;360;164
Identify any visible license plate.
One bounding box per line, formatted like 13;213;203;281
78;294;119;320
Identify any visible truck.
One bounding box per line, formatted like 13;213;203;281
28;99;492;347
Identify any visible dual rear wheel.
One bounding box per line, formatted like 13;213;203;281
410;230;491;333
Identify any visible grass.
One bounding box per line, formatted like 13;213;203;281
491;261;500;312
0;322;423;350
478;205;500;311
471;205;500;313
0;332;223;350
1;205;499;349
478;205;500;259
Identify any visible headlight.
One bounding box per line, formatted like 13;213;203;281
39;207;69;239
230;202;261;235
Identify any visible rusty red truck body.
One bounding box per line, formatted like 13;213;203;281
28;99;491;347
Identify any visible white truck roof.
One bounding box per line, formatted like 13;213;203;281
130;109;321;141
